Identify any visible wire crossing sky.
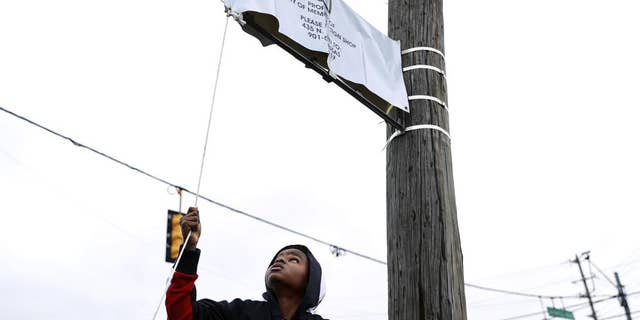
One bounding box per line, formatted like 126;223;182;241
1;0;639;319
0;104;387;265
5;104;619;308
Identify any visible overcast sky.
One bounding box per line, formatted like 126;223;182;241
1;0;639;319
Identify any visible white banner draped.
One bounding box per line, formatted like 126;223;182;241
224;0;409;112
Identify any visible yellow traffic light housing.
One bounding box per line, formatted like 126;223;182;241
165;210;184;263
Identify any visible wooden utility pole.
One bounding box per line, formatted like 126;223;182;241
573;254;598;319
386;0;467;319
614;272;633;320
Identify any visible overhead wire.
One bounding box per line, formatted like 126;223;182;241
468;296;540;309
588;255;598;294
6;102;639;318
1;144;258;295
600;248;640;271
5;103;628;311
0;104;387;265
467;264;589;307
465;282;585;300
6;98;639;314
0;145;147;244
497;291;640;320
152;13;232;320
596;301;623;320
467;260;570;283
2;1;636;318
599;310;640;320
589;259;618;288
537;296;547;320
194;11;230;208
498;294;617;320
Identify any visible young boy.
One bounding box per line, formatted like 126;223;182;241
166;207;328;320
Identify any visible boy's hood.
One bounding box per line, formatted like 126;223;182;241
263;244;326;314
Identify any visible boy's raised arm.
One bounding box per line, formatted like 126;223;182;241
166;248;201;320
166;207;202;319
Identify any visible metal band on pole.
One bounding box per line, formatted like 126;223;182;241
403;65;447;79
385;124;451;150
401;46;446;61
408;95;448;111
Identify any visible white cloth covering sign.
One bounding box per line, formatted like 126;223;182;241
224;0;409;112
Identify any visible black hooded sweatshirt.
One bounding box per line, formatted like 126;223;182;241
166;245;328;320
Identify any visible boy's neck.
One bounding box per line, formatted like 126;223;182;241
275;291;304;320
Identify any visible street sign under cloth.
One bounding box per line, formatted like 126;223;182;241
224;0;409;130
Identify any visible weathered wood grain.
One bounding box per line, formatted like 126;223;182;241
387;0;467;319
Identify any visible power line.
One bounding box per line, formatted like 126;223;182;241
468;270;608;307
468;260;570;283
599;310;640;320
590;259;620;288
498;295;616;320
601;249;640;271
3;105;629;300
466;283;584;299
498;291;640;320
152;11;231;320
0;105;386;265
573;253;599;320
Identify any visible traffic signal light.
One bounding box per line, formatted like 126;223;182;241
166;210;184;263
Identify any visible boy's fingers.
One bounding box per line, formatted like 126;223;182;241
185;211;199;218
181;218;200;226
181;218;198;227
182;214;198;221
182;211;199;219
181;219;199;231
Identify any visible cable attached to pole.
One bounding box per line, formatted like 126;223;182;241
151;14;231;320
0;104;389;266
194;12;230;207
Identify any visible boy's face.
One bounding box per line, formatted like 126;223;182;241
265;248;309;294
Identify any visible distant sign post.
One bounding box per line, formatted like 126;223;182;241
224;0;409;130
547;307;575;319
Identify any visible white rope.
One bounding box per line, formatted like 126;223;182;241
384;124;451;150
151;230;193;320
151;15;231;320
195;15;230;207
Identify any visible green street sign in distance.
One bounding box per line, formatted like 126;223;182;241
547;307;575;319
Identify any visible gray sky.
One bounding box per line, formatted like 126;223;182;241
1;0;639;319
